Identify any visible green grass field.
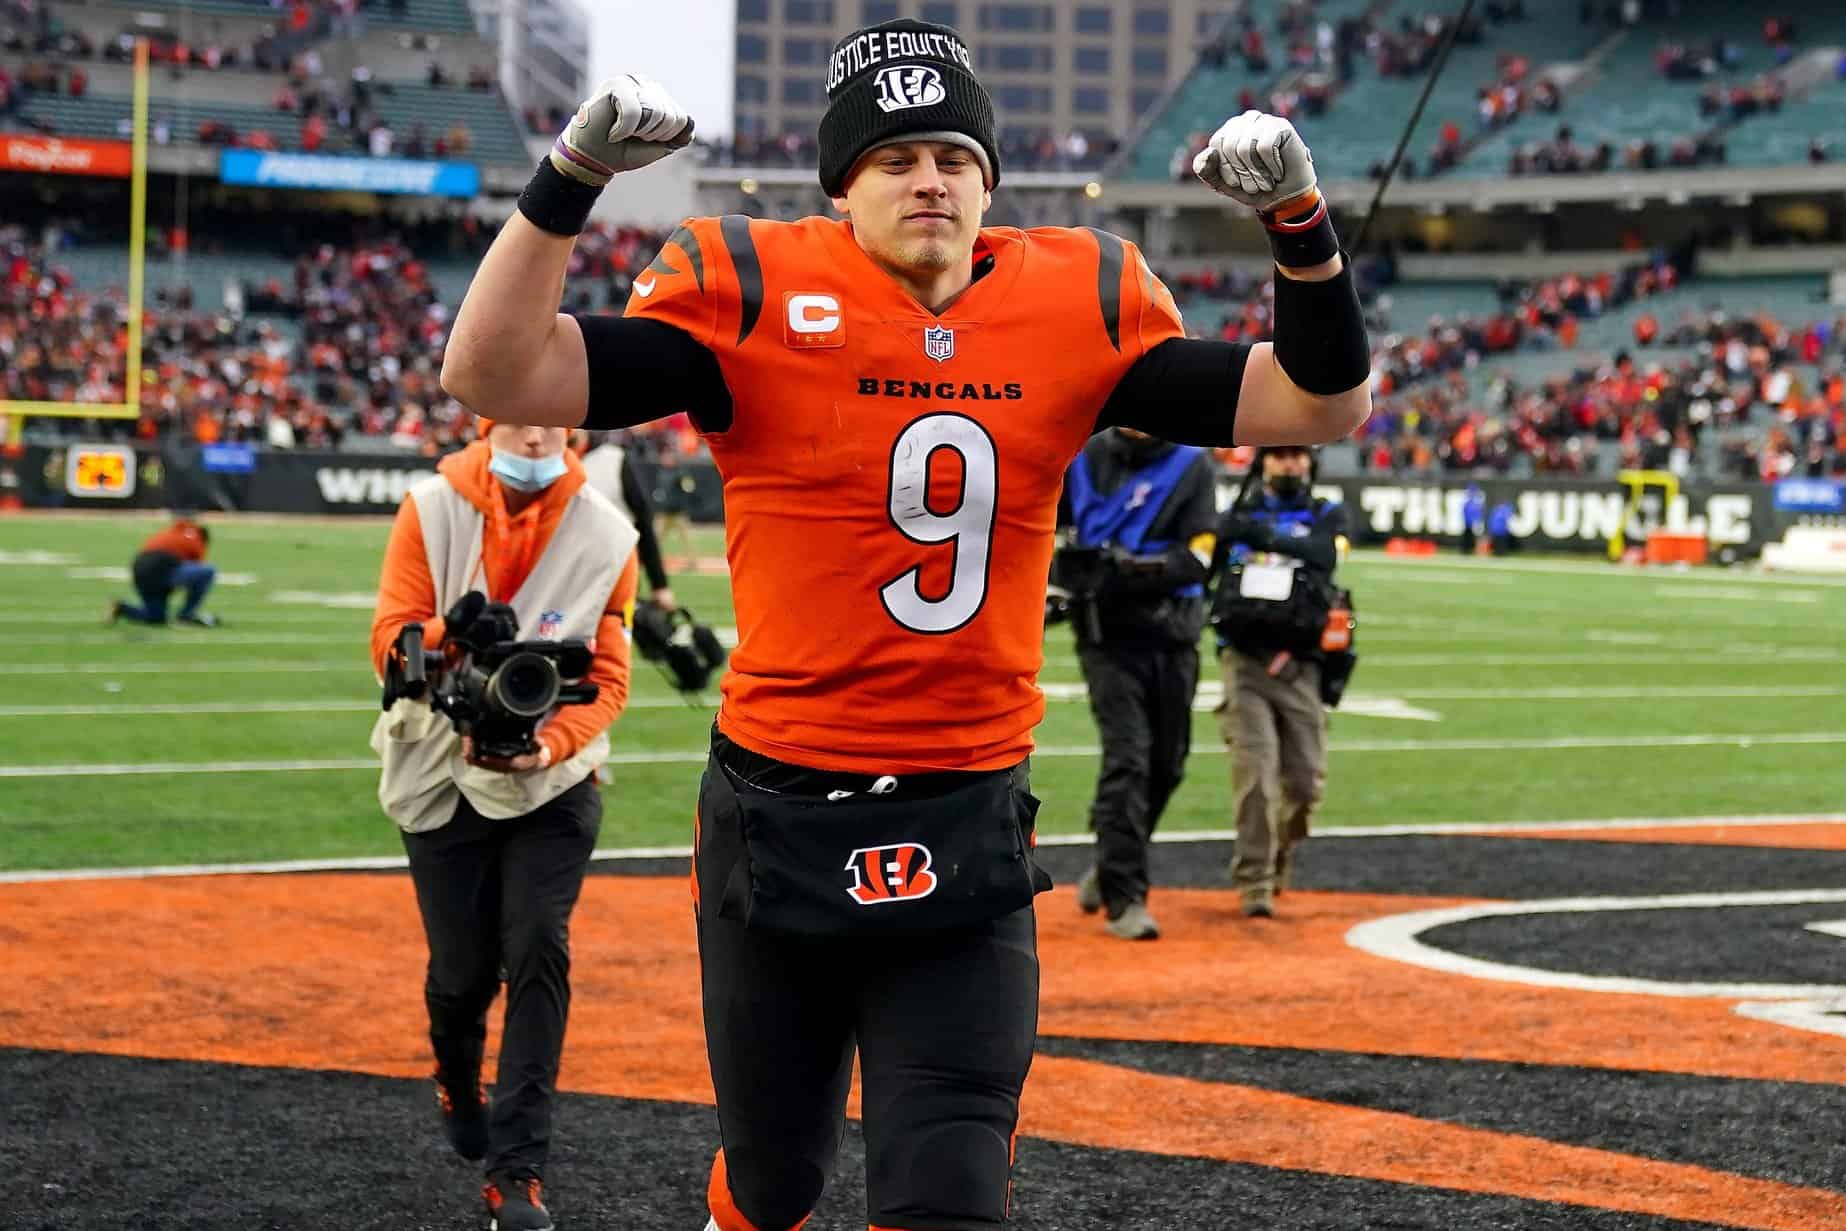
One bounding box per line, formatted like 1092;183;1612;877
2;512;1842;872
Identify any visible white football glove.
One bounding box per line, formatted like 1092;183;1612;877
550;74;694;187
1193;110;1318;214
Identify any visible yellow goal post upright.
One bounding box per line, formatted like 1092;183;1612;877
0;38;150;447
1607;469;1681;561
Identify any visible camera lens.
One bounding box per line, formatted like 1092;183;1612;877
486;652;561;718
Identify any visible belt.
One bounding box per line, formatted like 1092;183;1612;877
710;725;1015;801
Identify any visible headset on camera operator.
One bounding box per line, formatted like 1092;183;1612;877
1051;427;1218;941
368;416;639;1218
1207;444;1352;919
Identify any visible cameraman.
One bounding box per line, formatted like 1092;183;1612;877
576;429;676;611
368;417;638;1231
1208;444;1346;919
1054;427;1218;941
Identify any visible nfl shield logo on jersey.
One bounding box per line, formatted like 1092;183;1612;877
923;325;955;363
536;608;565;638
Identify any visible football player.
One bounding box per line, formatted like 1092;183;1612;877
442;18;1371;1231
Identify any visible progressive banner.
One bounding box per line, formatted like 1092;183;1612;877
0;135;133;178
218;149;481;197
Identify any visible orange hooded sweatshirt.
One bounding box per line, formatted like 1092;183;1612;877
370;441;638;765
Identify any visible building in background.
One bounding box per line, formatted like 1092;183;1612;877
732;0;1238;161
472;0;590;126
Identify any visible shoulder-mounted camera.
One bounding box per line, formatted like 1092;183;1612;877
382;590;598;761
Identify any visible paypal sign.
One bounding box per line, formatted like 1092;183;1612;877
219;150;481;197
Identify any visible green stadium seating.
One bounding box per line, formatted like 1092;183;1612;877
8;81;530;166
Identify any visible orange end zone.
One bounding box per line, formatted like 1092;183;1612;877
2;871;1844;1228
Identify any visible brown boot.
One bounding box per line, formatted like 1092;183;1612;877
1241;888;1275;919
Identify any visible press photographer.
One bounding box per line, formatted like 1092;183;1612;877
1052;427;1218;941
1207;444;1352;920
368;417;639;1230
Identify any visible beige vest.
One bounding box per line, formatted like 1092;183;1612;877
371;474;640;833
579;443;634;525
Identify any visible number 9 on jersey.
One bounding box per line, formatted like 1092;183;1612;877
879;413;999;635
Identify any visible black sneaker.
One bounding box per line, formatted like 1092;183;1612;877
176;612;220;628
482;1171;553;1231
434;1074;488;1161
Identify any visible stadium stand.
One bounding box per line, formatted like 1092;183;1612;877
0;0;525;162
1120;0;1843;184
11;212;1841;484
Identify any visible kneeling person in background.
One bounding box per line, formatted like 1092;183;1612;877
109;513;219;627
369;418;639;1231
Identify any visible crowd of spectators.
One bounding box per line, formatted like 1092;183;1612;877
1;218;708;461
1;0;496;157
9;215;1844;481
1356;309;1845;482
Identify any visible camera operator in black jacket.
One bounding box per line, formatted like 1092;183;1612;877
1208;444;1349;918
1052;428;1219;940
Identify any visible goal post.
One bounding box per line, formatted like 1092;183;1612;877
0;37;150;444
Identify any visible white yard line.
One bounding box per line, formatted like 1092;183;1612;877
0;695;717;717
5;683;1831;719
0;612;367;625
5;730;1842;780
1345;553;1846;588
5;812;1841;884
1656;586;1821;604
1042;651;1842;670
0;662;362;675
5;633;364;647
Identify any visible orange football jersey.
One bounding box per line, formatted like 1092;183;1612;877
624;215;1184;773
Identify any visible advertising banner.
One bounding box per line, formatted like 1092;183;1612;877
1308;477;1781;556
218;150;481;197
0;135;133;178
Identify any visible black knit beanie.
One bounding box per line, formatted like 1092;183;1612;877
818;19;1001;197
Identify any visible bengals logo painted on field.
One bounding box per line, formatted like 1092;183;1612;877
844;843;938;905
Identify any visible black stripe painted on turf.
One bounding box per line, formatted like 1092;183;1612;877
1;1047;1736;1231
1084;227;1124;352
1025;835;1846;900
720;214;763;346
588;835;1846;901
1036;1035;1846;1194
1430;900;1846;985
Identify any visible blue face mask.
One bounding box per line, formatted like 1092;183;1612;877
489;448;568;493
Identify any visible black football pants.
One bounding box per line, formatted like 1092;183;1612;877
402;776;601;1177
1078;639;1199;916
695;738;1040;1231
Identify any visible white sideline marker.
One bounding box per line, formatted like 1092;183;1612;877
8;731;1846;779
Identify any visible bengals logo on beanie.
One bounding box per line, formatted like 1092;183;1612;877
817;19;1000;197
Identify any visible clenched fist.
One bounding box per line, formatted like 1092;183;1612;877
1192;110;1318;215
550;74;695;188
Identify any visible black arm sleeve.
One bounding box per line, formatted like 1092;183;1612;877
574;315;734;434
619;452;670;592
1094;338;1251;446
